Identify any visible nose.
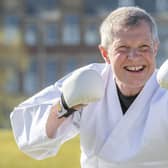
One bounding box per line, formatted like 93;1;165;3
128;48;139;59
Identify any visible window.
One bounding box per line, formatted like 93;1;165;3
24;58;38;94
44;23;59;46
24;24;38;46
118;0;134;7
134;0;156;13
4;15;20;45
84;23;99;45
84;0;118;15
43;0;59;10
45;58;58;86
62;14;80;45
5;69;19;93
64;57;78;74
25;0;60;15
156;0;168;12
25;0;38;15
80;54;100;66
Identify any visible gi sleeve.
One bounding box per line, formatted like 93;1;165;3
10;77;80;160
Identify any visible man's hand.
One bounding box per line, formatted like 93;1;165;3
157;59;168;89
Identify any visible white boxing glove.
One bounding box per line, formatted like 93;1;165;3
157;59;168;89
57;69;104;118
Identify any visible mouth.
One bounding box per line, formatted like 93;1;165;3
124;65;145;72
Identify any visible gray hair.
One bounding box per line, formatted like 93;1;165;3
100;6;159;49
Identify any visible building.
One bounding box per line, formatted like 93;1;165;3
1;0;168;95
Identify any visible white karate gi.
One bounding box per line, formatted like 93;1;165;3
10;63;168;168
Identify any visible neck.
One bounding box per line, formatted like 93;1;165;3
115;80;143;96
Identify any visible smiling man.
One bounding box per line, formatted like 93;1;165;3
99;9;159;96
10;7;168;168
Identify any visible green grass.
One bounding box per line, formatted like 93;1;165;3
0;130;81;168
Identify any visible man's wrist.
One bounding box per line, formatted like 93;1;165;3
56;100;76;118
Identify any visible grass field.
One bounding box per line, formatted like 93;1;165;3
0;129;81;168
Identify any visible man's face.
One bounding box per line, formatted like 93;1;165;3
102;21;159;95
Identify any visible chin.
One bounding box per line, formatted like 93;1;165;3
123;79;145;87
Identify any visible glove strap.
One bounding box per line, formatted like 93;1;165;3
57;94;76;118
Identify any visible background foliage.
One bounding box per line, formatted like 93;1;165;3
0;130;80;168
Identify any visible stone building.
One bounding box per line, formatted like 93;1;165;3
1;0;168;95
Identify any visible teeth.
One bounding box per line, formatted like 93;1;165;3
125;66;144;72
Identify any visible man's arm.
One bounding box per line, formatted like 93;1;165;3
46;104;66;138
46;69;104;138
10;67;104;160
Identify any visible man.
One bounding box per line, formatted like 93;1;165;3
10;7;168;168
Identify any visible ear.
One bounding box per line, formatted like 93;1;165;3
98;45;110;64
153;40;159;57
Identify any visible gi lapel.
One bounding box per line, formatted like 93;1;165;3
98;71;158;162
